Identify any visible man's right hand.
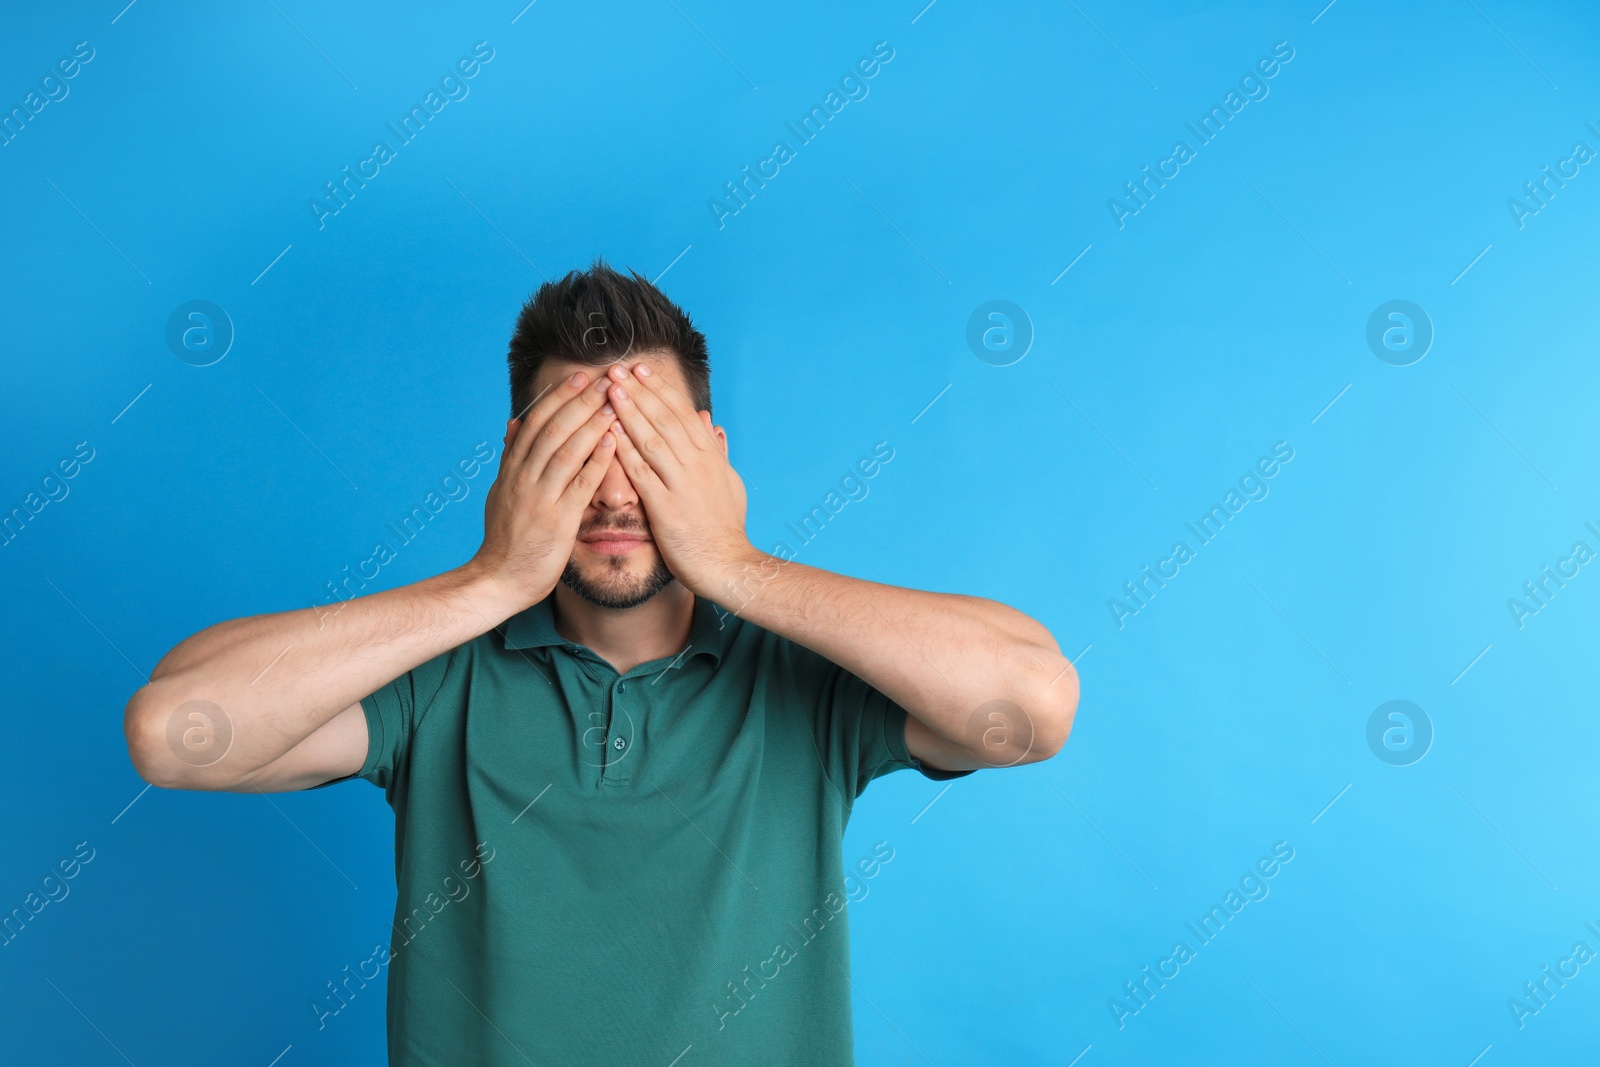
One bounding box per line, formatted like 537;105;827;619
467;369;618;610
123;369;618;794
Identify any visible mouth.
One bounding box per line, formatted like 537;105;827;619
579;531;651;556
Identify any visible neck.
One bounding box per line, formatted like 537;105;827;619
551;580;694;675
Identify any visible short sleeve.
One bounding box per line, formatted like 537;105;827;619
783;639;973;806
357;647;458;799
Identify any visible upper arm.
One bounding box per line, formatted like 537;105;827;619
233;701;369;793
904;712;993;773
905;693;1064;771
782;639;975;799
799;651;915;801
233;642;455;796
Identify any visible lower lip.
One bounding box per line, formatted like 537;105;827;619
584;539;648;556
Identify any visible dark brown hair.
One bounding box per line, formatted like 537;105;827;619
507;258;712;418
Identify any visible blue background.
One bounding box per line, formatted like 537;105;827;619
3;0;1597;1063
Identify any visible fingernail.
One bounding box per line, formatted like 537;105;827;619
635;364;652;377
600;402;614;415
569;372;586;386
611;384;626;398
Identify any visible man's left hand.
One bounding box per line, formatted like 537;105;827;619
604;363;758;598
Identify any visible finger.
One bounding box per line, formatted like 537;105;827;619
510;370;603;468
608;418;666;498
556;428;618;511
629;365;716;451
607;364;697;458
608;378;685;482
537;402;619;495
523;374;614;477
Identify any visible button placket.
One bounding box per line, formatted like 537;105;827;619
601;676;632;784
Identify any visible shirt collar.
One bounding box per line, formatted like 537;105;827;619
501;591;728;667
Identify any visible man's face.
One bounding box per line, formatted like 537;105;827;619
527;352;719;610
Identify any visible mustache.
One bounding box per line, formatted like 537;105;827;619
580;519;650;537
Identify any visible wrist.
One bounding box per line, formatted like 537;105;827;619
703;542;781;613
450;558;540;624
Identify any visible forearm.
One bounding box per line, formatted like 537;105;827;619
715;550;1076;753
596;359;1077;761
125;562;522;786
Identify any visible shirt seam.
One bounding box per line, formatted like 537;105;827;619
411;645;460;738
870;706;919;785
359;644;464;785
358;694;386;781
810;722;855;813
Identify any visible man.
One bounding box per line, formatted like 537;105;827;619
123;261;1079;1066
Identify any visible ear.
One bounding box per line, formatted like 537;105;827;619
699;411;729;456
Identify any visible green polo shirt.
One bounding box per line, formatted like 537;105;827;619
355;591;969;1066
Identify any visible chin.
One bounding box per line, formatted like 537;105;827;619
560;555;675;610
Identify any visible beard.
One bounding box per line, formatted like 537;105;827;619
560;552;675;610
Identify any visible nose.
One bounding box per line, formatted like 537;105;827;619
590;447;640;513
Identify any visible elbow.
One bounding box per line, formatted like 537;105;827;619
1020;658;1079;765
124;684;232;790
124;688;179;789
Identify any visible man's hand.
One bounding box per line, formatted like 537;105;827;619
603;363;757;598
469;370;619;609
604;361;1076;771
